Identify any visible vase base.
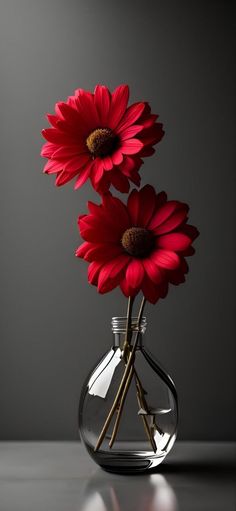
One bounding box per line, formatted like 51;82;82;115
86;444;167;474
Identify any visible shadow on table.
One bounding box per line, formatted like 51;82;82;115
158;444;236;477
159;458;236;475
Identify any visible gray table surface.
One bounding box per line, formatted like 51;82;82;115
0;442;235;511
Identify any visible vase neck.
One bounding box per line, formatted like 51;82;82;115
111;316;146;348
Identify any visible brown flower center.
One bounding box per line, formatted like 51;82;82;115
86;128;118;157
121;227;155;258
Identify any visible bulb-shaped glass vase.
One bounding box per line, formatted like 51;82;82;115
78;317;178;473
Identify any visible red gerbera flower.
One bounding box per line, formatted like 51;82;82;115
41;85;164;194
76;185;199;303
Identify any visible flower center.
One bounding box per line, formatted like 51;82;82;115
121;227;155;258
86;128;118;157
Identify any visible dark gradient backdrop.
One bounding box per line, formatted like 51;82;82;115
0;0;235;440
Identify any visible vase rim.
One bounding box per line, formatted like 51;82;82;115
111;316;147;334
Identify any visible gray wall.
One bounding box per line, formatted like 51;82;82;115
0;0;235;440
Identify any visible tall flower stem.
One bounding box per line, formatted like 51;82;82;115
94;296;136;452
109;297;157;452
109;296;145;448
94;295;157;453
122;296;135;360
109;364;134;448
94;331;140;452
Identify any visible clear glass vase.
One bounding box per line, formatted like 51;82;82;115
78;317;178;473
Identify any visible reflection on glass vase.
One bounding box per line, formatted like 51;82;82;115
78;316;178;473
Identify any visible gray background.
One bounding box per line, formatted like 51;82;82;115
0;0;235;441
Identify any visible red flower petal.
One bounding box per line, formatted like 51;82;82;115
119;156;142;177
98;255;130;293
141;275;160;304
168;258;189;285
138;101;151;119
87;201;101;215
181;224;199;241
137;185;156;227
139;123;164;146
84;243;123;262
168;264;186;284
94;84;110;125
126;259;144;289
148;201;180;230
75;241;92;258
127;189;139;225
119;125;143;141
88;261;103;285
90;168;110;194
52;145;81;160
46;113;59;128
118;158;142;187
120;138;143;155
129;171;141;186
67;96;77;109
53;119;80;136
55;169;78;186
169;272;185;285
112;150;123;165
120;277;131;297
116;102;145;133
43;160;63;174
104;255;130;279
79;216;120;243
110;169;130;193
74;162;92;190
141;114;158;130
158;233;192;251
103;156;113;171
109;85;129;129
151;249;180;270
91;158;105;185
156;191;167;209
55;102;81;127
99;272;126;294
126;185;156;227
76;90;99;130
41;142;58;158
42;128;77;144
102;195;130;230
139;146;156;157
142;258;163;284
154;207;189;235
182;246;195;257
158;281;169;299
63;154;90;173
